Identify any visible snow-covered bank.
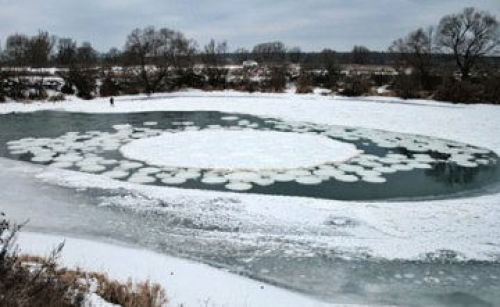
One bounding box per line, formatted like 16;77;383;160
1;90;499;155
17;232;356;307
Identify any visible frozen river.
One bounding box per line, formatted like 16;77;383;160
1;107;499;306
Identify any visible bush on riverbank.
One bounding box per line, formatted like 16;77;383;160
0;212;167;307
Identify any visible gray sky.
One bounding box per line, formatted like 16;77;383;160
0;0;499;52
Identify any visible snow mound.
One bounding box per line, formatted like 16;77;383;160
120;129;360;170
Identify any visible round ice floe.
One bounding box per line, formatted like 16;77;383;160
454;160;479;168
237;120;251;126
31;155;54;163
137;167;162;174
102;170;129;179
113;124;132;130
407;162;432;169
79;164;106;173
356;159;383;168
333;174;359;182
272;173;296;182
373;166;398;174
201;175;228;185
225;171;260;181
176;170;201;179
9;149;29;155
53;154;83;163
120;130;360;170
413;154;435;163
313;168;343;177
285;169;312;177
338;164;365;173
362;176;386;183
252;178;275;186
295;176;323;185
128;174;156;183
355;169;382;177
155;172;175;179
221;116;239;121
119;161;143;170
100;159;119;165
476;159;490;165
49;162;73;169
161;177;187;185
225;182;253;191
391;164;414;171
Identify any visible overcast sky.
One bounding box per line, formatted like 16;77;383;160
0;0;499;52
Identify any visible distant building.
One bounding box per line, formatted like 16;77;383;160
243;60;258;68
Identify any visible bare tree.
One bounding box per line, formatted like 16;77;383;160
235;47;250;62
202;39;227;66
56;38;77;66
103;47;122;66
202;39;228;88
436;7;500;80
287;46;302;64
320;48;340;89
351;45;371;65
252;41;286;64
124;26;195;94
28;30;55;67
76;41;98;66
5;34;30;66
390;27;434;89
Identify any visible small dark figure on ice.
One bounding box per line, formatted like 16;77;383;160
110;97;115;106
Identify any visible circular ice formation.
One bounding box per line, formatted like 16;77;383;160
120;130;361;170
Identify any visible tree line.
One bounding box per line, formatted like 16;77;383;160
0;7;499;103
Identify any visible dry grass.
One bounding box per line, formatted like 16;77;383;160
13;254;168;307
88;272;167;307
1;212;167;307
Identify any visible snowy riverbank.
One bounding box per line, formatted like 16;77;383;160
19;232;353;307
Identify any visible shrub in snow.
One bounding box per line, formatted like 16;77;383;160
100;74;121;97
341;75;371;97
0;212;167;307
434;77;484;104
264;65;287;92
295;72;314;94
48;93;66;102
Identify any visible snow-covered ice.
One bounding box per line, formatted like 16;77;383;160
120;129;360;170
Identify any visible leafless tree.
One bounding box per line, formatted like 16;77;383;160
390;27;434;89
56;38;77;66
320;48;340;88
103;47;122;66
76;41;98;66
351;45;371;65
252;41;286;64
235;47;250;62
287;46;302;64
202;39;228;88
436;7;500;80
202;39;227;66
28;30;55;68
124;26;196;94
5;34;30;66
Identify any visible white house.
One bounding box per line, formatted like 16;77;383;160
242;60;258;68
